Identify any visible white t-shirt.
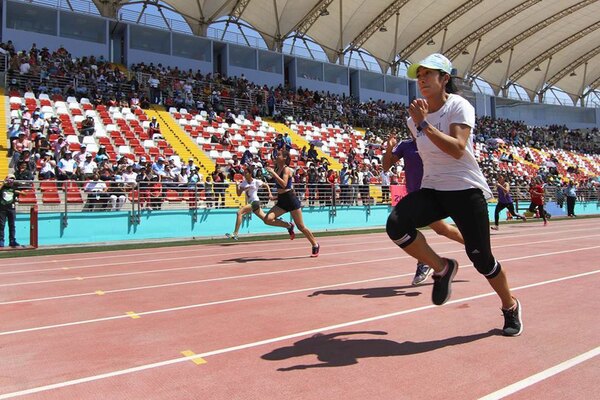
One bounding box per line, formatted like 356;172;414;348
408;94;492;198
239;179;263;203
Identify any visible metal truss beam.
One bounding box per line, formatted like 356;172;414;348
398;0;483;61
509;20;600;84
542;44;600;92
471;0;596;76
287;0;335;37
446;0;541;60
346;0;411;52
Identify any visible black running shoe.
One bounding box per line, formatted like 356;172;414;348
431;258;458;305
502;298;523;337
311;243;320;257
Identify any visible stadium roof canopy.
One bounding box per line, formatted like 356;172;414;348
94;0;600;105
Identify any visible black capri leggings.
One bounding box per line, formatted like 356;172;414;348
494;202;517;226
386;188;500;279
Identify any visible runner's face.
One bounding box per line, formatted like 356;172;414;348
416;67;447;98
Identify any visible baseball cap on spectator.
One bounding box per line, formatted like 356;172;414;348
85;153;92;158
140;156;146;162
7;174;16;180
158;157;165;162
188;157;194;161
407;53;452;79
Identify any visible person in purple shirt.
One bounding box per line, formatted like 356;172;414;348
491;175;526;230
383;133;464;285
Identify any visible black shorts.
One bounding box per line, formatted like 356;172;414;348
250;200;261;212
275;190;301;212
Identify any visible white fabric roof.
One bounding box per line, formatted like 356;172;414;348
96;0;600;104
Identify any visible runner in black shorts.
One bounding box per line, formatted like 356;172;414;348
226;167;295;240
265;150;320;257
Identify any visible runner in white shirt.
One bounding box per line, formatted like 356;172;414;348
226;167;295;241
385;53;522;337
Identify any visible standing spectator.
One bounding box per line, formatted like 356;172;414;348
565;180;577;217
0;174;24;248
380;166;391;203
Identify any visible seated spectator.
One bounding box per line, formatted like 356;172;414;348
109;177;127;211
84;173;108;211
39;154;57;180
14;161;34;185
79;153;97;180
122;165;138;188
57;151;78;180
151;157;167;177
47;116;62;136
80;116;95;137
73;144;87;165
95;145;109;163
148;117;161;139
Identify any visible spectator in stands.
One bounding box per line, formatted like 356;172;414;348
10;132;30;168
72;144;87;165
109;177;127;211
7;118;21;157
212;167;227;208
148;117;161;138
148;74;161;104
379;165;391;203
39;154;56;180
14;161;34;184
307;143;318;162
80;116;95;137
79;153;97;180
84;173;108;211
47;116;62;136
0;173;24;248
151;157;167;177
57;151;78;181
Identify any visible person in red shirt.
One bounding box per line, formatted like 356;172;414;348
528;178;547;225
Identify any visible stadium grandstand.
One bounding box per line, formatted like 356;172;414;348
0;0;599;246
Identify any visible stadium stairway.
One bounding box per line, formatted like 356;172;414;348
0;88;9;178
265;119;342;170
147;105;242;208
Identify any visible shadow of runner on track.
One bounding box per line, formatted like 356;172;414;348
262;330;500;371
220;256;307;263
307;281;469;299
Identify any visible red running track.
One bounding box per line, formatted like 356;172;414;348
0;218;599;399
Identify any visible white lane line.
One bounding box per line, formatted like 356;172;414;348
1;233;599;304
2;233;598;289
0;268;598;400
0;234;389;269
0;269;410;336
1;222;595;273
479;346;600;400
0;236;378;275
1;245;599;337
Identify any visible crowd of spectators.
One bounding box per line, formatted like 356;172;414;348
3;42;599;209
